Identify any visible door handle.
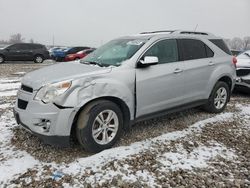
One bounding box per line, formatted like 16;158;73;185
174;68;183;74
208;61;215;66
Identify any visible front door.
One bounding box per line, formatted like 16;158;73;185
136;39;186;118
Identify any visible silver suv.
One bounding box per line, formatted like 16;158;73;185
14;30;236;152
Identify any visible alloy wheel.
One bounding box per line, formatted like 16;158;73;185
92;110;119;145
214;87;227;109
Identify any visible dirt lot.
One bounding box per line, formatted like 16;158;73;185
0;61;250;187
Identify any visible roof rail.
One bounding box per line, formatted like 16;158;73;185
140;30;176;35
179;31;209;35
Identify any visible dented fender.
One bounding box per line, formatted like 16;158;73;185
58;67;136;122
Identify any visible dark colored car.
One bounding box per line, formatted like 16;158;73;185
65;48;96;61
0;43;50;63
231;49;242;56
51;46;91;61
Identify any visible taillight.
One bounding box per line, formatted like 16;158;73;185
232;56;237;67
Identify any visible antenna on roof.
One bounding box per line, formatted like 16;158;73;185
194;24;198;31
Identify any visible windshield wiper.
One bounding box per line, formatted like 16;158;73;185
244;53;250;58
81;61;104;67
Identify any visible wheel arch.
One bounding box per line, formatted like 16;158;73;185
70;96;131;141
217;76;233;91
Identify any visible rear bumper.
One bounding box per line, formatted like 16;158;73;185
13;108;70;147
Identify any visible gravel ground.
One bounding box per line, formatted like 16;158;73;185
0;62;250;187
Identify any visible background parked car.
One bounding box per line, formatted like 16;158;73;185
50;47;69;61
0;43;50;63
235;50;250;93
65;48;96;61
231;49;242;56
51;46;91;61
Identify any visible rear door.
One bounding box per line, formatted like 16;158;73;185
136;39;187;117
20;44;35;60
177;38;215;102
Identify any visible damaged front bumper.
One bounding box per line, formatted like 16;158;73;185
235;68;250;93
13;89;76;147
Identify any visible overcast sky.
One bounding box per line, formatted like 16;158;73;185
0;0;249;47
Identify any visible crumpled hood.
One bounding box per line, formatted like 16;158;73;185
22;61;111;90
236;58;250;68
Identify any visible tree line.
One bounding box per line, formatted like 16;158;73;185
225;37;250;51
0;33;250;51
0;33;34;44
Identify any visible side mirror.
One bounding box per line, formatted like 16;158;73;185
138;56;159;67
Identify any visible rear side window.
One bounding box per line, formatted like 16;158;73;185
144;39;178;64
209;39;232;55
32;44;44;49
178;39;214;60
178;39;207;60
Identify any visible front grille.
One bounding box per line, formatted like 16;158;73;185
21;84;33;93
236;69;250;77
18;99;28;110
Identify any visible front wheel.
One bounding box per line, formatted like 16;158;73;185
203;81;230;113
76;100;123;153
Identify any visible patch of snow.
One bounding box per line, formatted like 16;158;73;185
157;142;236;171
0;103;12;109
0;90;17;97
0;112;40;183
0;83;20;91
0;103;238;186
11;72;26;76
62;112;234;182
0;78;21;84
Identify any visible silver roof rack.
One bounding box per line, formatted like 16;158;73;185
140;30;176;35
179;31;208;35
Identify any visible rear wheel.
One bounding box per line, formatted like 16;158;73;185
203;81;230;113
34;55;44;63
0;55;5;64
76;100;123;153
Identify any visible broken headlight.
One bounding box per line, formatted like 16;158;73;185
34;80;72;103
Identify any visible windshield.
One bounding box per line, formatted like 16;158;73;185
80;38;146;67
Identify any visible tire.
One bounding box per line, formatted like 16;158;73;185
34;55;44;63
203;81;230;113
0;55;5;64
76;100;123;153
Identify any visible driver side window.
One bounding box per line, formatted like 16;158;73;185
144;39;178;64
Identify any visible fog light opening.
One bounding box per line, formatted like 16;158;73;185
34;119;51;132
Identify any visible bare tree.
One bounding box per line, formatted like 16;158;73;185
9;33;25;44
229;37;243;50
242;36;250;50
29;38;34;43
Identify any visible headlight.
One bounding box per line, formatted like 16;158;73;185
34;80;72;103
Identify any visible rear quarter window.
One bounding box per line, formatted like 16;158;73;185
209;39;232;55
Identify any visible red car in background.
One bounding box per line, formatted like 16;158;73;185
65;48;96;61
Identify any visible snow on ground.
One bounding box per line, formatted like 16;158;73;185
157;142;236;171
0;78;20;97
1;103;248;186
